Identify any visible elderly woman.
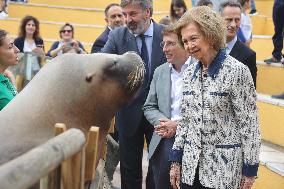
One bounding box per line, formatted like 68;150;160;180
0;29;20;111
169;7;260;189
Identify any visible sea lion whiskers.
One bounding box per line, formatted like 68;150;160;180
127;62;145;92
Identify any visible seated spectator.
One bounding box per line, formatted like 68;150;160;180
170;0;187;23
159;15;171;26
197;0;213;8
237;0;253;47
14;15;45;57
0;29;20;111
14;15;45;89
91;3;125;53
47;23;87;57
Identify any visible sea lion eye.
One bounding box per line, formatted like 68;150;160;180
113;61;117;65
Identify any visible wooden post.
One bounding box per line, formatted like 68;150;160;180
84;126;100;181
40;123;67;189
61;150;85;189
0;129;85;189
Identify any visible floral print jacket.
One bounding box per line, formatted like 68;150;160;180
169;50;261;189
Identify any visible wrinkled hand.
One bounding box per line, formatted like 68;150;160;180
240;176;255;189
170;163;181;189
154;118;177;138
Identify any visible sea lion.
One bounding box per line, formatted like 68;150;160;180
0;52;145;166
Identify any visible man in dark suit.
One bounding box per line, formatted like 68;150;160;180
101;0;166;188
91;3;125;53
220;1;257;88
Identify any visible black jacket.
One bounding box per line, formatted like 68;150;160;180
14;36;44;53
230;40;257;88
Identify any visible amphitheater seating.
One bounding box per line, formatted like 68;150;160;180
1;0;283;188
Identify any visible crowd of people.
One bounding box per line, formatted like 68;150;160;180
0;0;283;188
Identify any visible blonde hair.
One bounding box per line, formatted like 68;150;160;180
174;6;226;50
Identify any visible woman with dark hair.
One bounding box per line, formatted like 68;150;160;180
170;0;187;23
47;23;87;57
14;15;44;56
0;29;20;111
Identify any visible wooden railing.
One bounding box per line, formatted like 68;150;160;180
0;123;102;189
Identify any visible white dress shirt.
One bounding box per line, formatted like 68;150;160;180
170;57;191;122
226;35;237;54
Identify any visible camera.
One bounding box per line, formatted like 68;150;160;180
66;42;74;47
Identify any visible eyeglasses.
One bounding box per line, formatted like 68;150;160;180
160;41;177;48
60;30;72;33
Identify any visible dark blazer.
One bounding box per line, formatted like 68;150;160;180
101;21;166;137
14;37;44;53
91;27;110;53
229;40;257;88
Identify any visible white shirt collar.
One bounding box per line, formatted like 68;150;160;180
169;56;191;72
226;35;237;54
134;20;153;37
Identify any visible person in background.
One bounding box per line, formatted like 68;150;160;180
220;1;257;88
14;15;44;57
159;15;171;26
47;23;87;57
249;0;257;15
237;0;253;47
196;0;213;8
91;3;125;53
169;6;260;189
170;0;187;23
0;29;20;111
143;24;191;189
264;0;284;64
101;0;166;188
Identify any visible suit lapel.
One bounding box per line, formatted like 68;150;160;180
163;65;172;118
229;40;241;60
151;22;164;72
125;30;139;54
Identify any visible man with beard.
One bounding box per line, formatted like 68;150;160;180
220;1;257;88
91;3;125;53
101;0;166;188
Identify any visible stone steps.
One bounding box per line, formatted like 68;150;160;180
7;2;168;26
257;94;284;148
253;141;284;189
256;62;284;95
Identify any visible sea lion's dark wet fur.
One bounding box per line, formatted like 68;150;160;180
0;52;144;166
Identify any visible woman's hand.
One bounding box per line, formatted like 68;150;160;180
240;176;255;189
170;163;181;189
32;45;45;58
154;118;177;138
